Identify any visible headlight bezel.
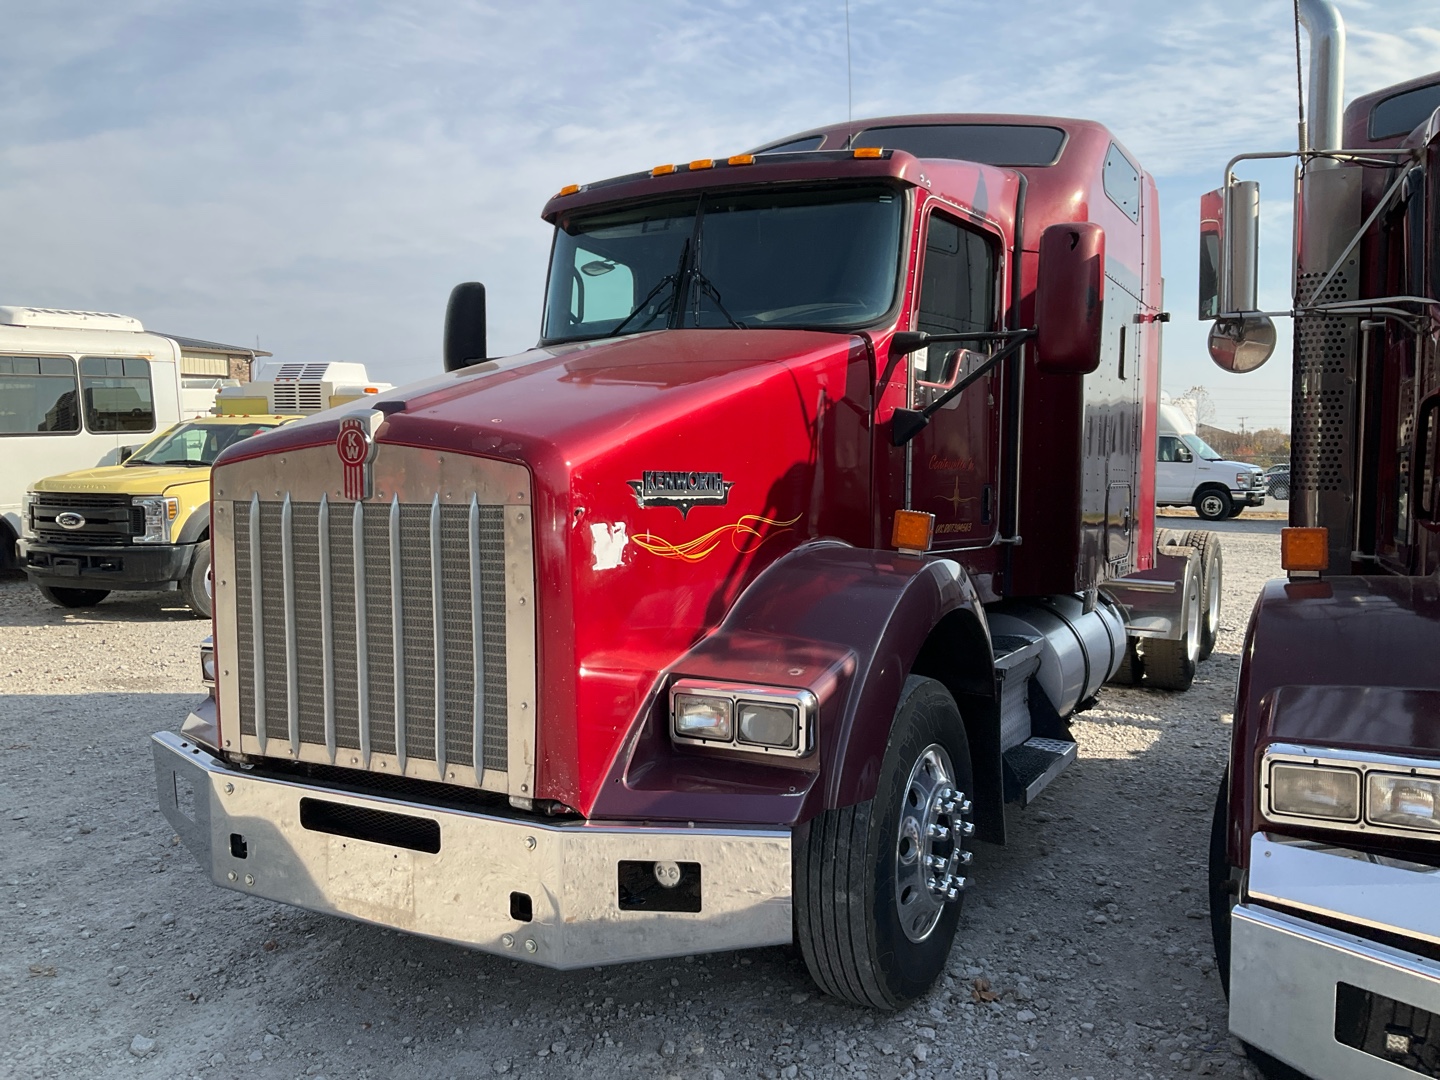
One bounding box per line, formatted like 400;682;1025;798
1263;743;1440;841
133;495;179;544
669;679;816;759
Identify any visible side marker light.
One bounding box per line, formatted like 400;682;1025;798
689;158;714;171
651;163;677;176
853;147;884;159
1280;527;1328;573
727;154;755;166
892;509;935;554
557;183;581;197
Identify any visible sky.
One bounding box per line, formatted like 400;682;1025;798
2;0;1438;433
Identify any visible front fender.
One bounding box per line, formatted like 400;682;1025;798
591;541;993;826
1228;574;1440;867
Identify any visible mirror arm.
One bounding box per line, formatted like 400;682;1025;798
891;329;1036;447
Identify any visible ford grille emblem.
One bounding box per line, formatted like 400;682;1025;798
56;512;86;530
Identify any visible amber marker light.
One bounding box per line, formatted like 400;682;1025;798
1281;527;1328;574
727;154;755;166
557;183;581;197
892;509;935;555
689;158;715;171
651;163;678;176
853;147;884;159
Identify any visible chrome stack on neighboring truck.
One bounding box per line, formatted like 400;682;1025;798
0;306;269;572
1202;2;1440;1077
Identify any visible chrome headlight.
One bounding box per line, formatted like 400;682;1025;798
1236;472;1250;488
21;492;34;536
133;496;178;543
1268;761;1361;822
1367;773;1440;834
670;680;815;758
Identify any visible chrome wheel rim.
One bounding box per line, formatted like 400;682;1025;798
894;743;971;943
1204;554;1221;638
1186;572;1202;663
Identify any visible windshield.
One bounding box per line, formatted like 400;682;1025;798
1181;433;1223;462
542;185;905;343
127;421;281;467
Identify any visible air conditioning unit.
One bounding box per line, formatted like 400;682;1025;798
214;362;391;416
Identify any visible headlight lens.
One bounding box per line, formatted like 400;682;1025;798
1367;773;1440;833
737;701;799;749
1270;762;1361;822
673;693;732;742
21;492;34;536
1236;472;1250;488
133;496;178;543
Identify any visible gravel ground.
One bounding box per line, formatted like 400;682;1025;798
0;515;1279;1080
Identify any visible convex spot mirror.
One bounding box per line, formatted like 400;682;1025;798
1208;312;1276;373
444;281;488;372
1035;222;1104;374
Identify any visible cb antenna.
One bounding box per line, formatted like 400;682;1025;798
845;0;853;124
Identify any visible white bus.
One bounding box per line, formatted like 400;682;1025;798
0;306;268;569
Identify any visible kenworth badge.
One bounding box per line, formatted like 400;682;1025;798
337;411;383;500
627;470;734;517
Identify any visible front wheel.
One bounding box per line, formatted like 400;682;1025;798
182;540;212;619
38;585;110;609
1195;488;1232;521
795;676;974;1009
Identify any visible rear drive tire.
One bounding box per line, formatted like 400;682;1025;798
1108;637;1144;685
1195;488;1232;521
1141;557;1200;691
182;540;212;619
795;676;974;1009
1178;530;1222;661
37;585;110;609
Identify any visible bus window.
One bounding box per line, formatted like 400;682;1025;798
0;356;80;435
79;356;154;433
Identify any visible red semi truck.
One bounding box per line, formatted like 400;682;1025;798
1204;1;1440;1075
154;114;1217;1008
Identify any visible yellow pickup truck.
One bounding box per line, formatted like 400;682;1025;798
19;415;298;617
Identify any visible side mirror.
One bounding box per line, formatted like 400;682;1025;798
444;282;488;372
1034;222;1104;374
1176;444;1193;463
117;446;134;463
1198;181;1259;318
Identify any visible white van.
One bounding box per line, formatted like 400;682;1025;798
1156;403;1265;520
0;307;268;569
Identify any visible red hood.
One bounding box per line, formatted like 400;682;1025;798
221;328;877;814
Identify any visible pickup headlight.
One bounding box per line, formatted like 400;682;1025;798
199;637;217;684
1368;773;1440;834
21;492;34;536
1236;472;1250;488
1269;762;1361;822
670;680;815;758
133;496;178;543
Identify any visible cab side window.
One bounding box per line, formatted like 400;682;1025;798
916;214;996;383
1158;435;1190;463
0;356;80;434
79;357;154;433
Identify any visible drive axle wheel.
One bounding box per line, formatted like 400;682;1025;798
795;676;974;1009
1177;530;1222;660
1141;557;1201;691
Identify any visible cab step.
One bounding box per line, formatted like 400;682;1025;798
1002;736;1077;806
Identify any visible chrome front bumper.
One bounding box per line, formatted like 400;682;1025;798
153;728;793;969
1230;834;1440;1079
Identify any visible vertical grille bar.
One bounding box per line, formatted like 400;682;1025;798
318;494;336;763
353;499;371;767
249;492;268;753
389;495;406;771
470;494;485;772
281;494;300;758
430;495;446;779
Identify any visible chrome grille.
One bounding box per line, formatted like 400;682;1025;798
232;495;509;783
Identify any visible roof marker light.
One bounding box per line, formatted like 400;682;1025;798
557;183;581;197
852;147;884;159
651;163;678;176
689;158;715;171
727;154;755;166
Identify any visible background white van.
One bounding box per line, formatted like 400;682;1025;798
0;306;268;569
1155;403;1266;520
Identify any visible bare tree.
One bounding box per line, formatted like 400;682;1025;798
1171;386;1216;427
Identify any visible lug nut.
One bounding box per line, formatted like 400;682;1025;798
959;798;973;815
926;823;949;840
961;821;976;837
925;855;946;870
958;850;974;866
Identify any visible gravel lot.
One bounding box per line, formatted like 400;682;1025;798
0;515;1279;1080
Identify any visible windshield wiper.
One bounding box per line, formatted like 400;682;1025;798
691;268;747;329
155;459;210;467
605;239;691;338
123;457;152;467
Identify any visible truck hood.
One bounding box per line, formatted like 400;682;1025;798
30;464;210;497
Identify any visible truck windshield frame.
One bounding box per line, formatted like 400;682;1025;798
541;184;907;344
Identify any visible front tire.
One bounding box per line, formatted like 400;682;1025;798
1195;488;1232;521
182;540;212;619
795;676;974;1009
38;585;110;609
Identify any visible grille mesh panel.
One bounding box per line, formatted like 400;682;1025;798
232;498;509;784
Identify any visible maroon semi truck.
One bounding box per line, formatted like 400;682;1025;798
154;114;1218;1008
1204;1;1440;1075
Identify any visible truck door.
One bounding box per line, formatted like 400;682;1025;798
1156;434;1192;502
907;211;1001;547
